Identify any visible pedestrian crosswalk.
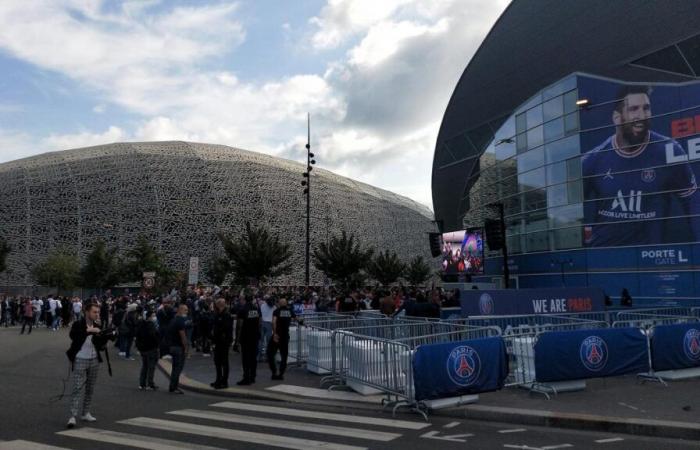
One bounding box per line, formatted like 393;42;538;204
2;401;430;450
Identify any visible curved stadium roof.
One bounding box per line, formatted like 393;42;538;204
432;0;700;231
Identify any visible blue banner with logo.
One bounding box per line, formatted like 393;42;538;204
650;323;700;371
412;337;508;401
460;287;605;316
534;328;648;382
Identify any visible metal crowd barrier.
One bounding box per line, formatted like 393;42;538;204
611;312;699;330
338;326;500;418
463;314;606;336
500;317;609;398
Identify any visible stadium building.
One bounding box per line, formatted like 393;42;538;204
0;141;434;288
432;0;700;305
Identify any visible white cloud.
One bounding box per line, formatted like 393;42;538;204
42;125;127;150
0;0;510;209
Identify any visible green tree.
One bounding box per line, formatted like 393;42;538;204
204;255;230;286
312;231;374;288
80;239;123;290
367;250;406;286
0;237;10;274
32;247;80;292
122;235;175;289
404;255;433;287
219;222;292;286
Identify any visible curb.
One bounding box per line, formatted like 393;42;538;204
157;361;700;440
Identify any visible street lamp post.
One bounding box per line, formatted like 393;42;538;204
301;114;316;288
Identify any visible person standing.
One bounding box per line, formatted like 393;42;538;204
20;298;34;334
136;309;160;391
119;304;139;360
168;304;190;394
267;297;296;380
65;302;107;429
259;296;275;361
211;298;233;389
237;295;260;385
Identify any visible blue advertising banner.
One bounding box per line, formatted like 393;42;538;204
460;287;605;316
579;75;700;248
534;328;648;382
650;323;700;371
412;337;507;401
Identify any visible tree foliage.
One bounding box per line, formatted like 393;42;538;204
122;235;175;288
0;237;10;274
80;239;122;289
367;250;406;286
219;222;292;286
32;247;81;291
312;231;374;288
404;255;433;287
204;255;231;286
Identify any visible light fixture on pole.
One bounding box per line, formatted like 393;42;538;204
301;113;316;288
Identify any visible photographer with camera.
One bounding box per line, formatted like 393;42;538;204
65;301;115;429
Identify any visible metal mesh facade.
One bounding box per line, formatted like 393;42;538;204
0;141;435;287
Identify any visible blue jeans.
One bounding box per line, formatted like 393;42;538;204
120;335;134;358
51;313;60;330
169;346;185;391
259;322;273;358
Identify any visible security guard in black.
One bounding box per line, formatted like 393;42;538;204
237;296;260;385
268;298;296;380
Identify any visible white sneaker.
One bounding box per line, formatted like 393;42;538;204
162;354;172;360
81;412;97;422
118;352;126;357
66;417;76;429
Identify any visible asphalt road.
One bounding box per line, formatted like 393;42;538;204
1;326;699;450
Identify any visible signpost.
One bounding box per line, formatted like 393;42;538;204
143;271;156;290
188;257;199;285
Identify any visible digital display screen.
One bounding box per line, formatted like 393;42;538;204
441;228;484;275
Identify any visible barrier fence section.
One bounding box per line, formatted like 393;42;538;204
338;326;501;417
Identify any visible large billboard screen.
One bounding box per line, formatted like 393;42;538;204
441;229;484;275
579;76;700;247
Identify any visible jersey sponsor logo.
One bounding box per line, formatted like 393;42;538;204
683;328;700;362
279;310;291;318
247;310;259;319
446;345;481;387
599;190;655;219
478;293;494;315
580;336;608;372
641;169;656;183
603;168;614;180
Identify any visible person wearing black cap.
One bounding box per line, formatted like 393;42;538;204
237;295;261;385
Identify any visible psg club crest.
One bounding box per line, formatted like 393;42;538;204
641;168;656;183
479;293;494;315
579;336;608;372
683;329;700;362
446;345;481;387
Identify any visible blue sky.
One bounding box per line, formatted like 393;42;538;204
0;0;508;207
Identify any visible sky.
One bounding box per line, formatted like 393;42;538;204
0;0;509;208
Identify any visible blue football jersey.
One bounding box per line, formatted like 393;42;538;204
582;131;697;246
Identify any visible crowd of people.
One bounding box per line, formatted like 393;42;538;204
1;285;461;429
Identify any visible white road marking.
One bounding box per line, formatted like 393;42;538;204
58;428;225;450
498;428;527;434
595;438;625;444
504;445;572;450
0;441;73;450
168;409;401;442
211;401;430;430
120;417;366;450
443;421;461;428
420;431;473;442
266;384;383;404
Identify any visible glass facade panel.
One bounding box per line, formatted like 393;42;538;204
567;180;582;203
543;118;564;142
546;161;566;185
566;157;581;180
515;113;527;134
543;96;564;122
527;125;544;149
523;188;547;211
564;111;579;134
517;147;544;173
563;89;578;114
516;133;527;152
547;184;567;207
518;167;546;191
526;104;543;128
553;226;581;250
544;134;579;164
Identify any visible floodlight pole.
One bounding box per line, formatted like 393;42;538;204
305;114;311;288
